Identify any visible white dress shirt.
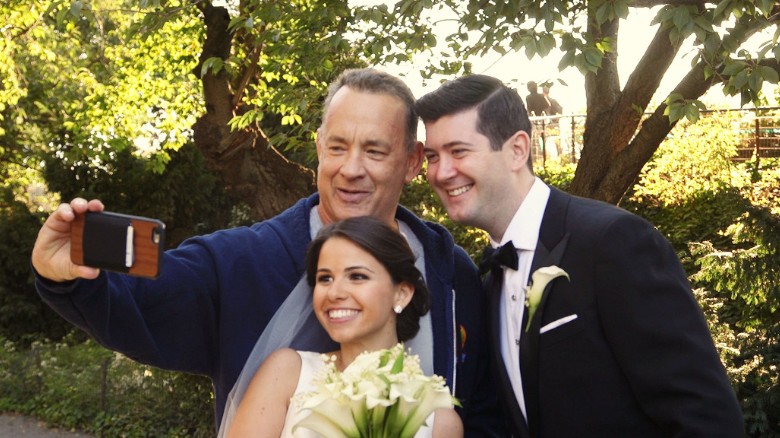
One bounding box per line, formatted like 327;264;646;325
491;177;550;419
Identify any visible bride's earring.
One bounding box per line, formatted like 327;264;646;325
394;305;403;314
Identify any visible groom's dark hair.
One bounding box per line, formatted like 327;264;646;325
305;216;430;342
416;74;533;172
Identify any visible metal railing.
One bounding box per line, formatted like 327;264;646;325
529;114;585;167
735;115;780;166
529;107;780;168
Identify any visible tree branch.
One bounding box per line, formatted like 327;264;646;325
620;19;684;115
597;61;716;203
196;2;234;128
584;13;620;119
594;6;776;203
607;17;683;156
231;45;264;109
632;0;709;7
757;58;780;73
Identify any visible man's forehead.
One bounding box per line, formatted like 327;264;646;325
329;86;404;107
323;92;405;123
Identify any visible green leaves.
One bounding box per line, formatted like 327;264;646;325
652;4;706;45
583;47;604;71
506;30;559;59
592;0;629;25
220;0;360;156
200;57;224;77
720;59;779;106
664;93;706;124
558;35;608;75
0;336;215;435
52;0;94;26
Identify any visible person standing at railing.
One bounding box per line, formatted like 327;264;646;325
542;85;562;116
525;81;549;117
542;84;563;158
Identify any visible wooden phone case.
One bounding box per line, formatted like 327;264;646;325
71;212;165;279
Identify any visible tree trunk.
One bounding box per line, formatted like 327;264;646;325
193;3;314;222
569;4;779;206
571;9;685;205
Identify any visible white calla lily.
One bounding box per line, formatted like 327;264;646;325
398;384;455;438
293;397;360;437
293;344;456;437
525;266;570;332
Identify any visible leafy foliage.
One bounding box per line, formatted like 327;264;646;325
0;190;72;342
42;141;233;247
624;112;750;251
536;162;576;193
0;333;215;437
355;0;779;110
632;112;745;205
223;0;364;158
352;0;780;204
694;285;780;438
1;0;204;176
691;200;780;437
692;203;780;325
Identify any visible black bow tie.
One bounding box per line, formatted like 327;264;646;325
479;240;519;276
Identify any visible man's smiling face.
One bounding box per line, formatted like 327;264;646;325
316;86;420;226
423;107;517;234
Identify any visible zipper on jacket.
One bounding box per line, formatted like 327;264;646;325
451;288;457;396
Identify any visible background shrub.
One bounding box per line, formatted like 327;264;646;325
0;334;214;437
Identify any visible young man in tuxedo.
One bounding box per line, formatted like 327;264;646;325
416;74;743;437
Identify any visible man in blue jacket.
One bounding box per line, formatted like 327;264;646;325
32;69;502;435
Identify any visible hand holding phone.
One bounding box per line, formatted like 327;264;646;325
70;211;165;279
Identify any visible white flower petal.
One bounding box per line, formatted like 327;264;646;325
292;343;457;438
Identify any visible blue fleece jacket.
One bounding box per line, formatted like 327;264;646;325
36;194;502;435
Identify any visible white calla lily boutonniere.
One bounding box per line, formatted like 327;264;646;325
525;266;570;332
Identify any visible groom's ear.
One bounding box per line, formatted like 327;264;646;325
508;130;531;171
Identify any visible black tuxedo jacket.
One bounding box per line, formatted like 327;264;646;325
485;187;743;437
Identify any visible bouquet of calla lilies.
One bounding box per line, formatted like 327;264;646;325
293;344;456;438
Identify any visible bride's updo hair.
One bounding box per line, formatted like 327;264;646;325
305;216;430;342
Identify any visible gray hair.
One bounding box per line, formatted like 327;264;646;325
322;68;418;152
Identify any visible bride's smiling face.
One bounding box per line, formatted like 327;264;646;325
312;237;411;350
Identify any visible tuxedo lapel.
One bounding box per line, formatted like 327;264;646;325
521;187;571;437
482;269;530;437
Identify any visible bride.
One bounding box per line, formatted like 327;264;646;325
225;216;463;437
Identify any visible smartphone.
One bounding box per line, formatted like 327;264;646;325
70;211;165;279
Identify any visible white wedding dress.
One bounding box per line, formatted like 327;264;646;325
280;351;434;438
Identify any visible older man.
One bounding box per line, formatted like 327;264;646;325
32;69;501;434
